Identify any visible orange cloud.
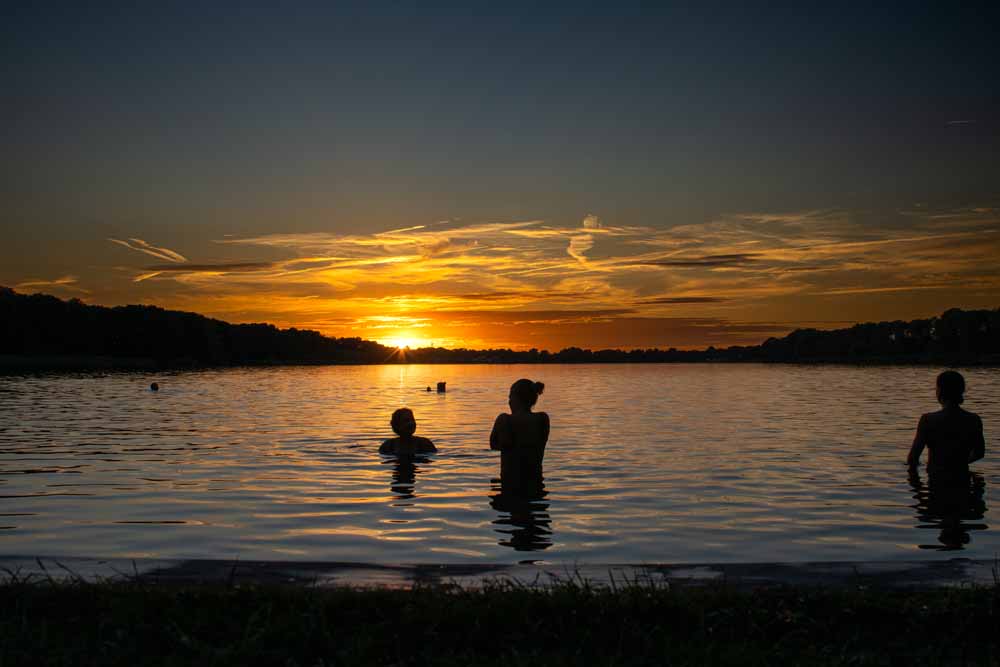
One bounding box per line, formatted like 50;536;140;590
19;205;994;350
14;275;89;294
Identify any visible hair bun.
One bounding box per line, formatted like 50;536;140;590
533;381;545;395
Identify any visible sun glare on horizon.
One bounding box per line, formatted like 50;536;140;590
379;335;434;350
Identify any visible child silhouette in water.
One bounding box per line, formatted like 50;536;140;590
380;408;437;455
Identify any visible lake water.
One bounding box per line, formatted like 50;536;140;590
1;364;997;564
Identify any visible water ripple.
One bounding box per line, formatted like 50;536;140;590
0;364;996;563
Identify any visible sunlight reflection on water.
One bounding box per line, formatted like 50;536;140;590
0;364;996;563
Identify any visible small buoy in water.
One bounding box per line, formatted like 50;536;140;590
436;381;446;393
426;386;432;392
150;382;159;391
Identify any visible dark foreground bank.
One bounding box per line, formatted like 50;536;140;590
3;576;999;666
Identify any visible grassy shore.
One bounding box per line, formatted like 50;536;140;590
2;575;999;666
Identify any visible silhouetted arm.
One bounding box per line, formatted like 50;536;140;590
907;416;926;467
539;412;550;446
969;416;985;463
490;414;511;451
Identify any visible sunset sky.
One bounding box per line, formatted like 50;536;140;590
4;4;998;350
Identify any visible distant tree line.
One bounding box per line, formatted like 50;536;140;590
0;287;389;367
2;286;999;368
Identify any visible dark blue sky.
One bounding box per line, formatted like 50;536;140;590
6;2;997;234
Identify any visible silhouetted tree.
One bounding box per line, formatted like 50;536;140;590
1;286;998;368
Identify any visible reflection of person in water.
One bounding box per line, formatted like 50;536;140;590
908;467;987;550
490;379;549;494
380;408;437;455
489;477;552;551
384;454;432;501
906;370;988;550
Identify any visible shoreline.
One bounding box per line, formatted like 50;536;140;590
6;557;999;664
2;556;995;589
2;354;998;374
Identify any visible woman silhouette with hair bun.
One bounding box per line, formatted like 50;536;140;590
489;378;552;551
490;379;549;494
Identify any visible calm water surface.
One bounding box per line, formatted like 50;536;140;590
1;364;997;563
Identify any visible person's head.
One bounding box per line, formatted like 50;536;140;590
390;407;417;436
936;370;965;406
509;378;544;412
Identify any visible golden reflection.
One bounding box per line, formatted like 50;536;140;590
429;546;489;558
284;526;432;539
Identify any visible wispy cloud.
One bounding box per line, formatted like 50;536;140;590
133;262;277;283
819;285;952;296
109;238;187;263
143;262;276;273
636;296;730;304
95;205;1000;348
641;253;761;267
566;213;603;263
15;275;89;294
567;234;594;263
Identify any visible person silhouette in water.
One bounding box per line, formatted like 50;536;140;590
380;408;437;455
490;379;549;493
907;371;985;480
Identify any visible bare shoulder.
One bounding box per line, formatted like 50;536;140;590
493;413;511;426
920;410;941;425
379;439;397;454
416;436;437;452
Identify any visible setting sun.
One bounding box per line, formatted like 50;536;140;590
379;335;433;350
